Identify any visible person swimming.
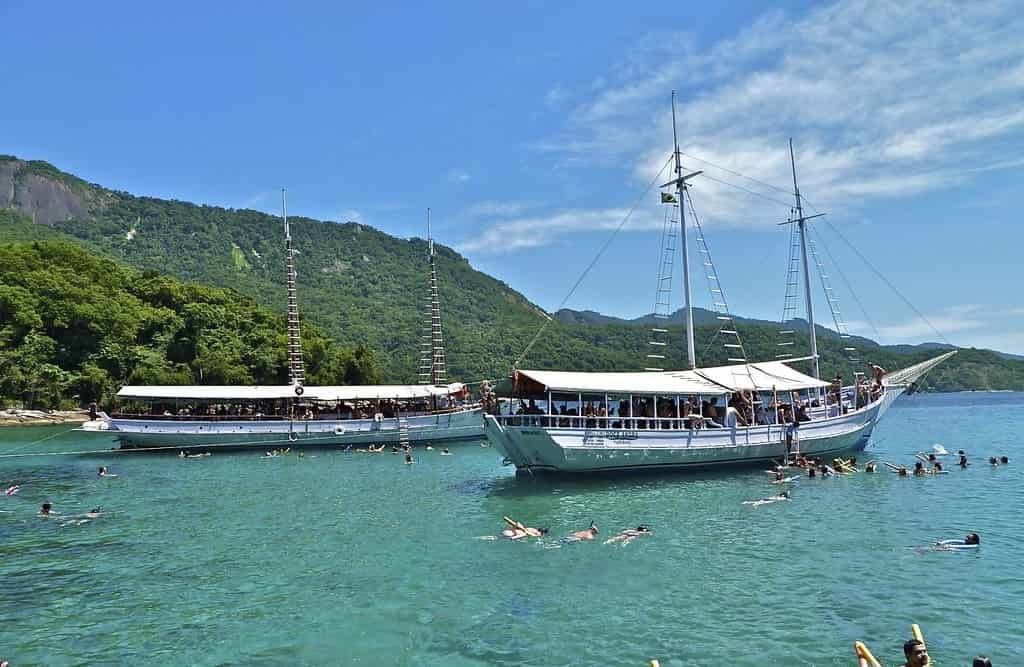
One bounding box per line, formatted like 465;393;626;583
935;532;980;550
98;466;117;477
404;453;414;465
1000;456;1009;464
569;521;599;541
914;461;926;476
865;461;877;473
85;507;102;519
933;461;944;472
178;450;187;458
808;466;816;478
959;453;969;468
501;516;546;539
743;492;790;506
989;457;999;466
897;466;909;477
441;448;452;456
38;502;54;517
603;525;652;546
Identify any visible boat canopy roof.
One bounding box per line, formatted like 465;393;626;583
694;361;830;392
116;383;467;401
303;383;466;401
514;361;828;395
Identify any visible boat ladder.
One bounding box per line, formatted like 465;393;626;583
398;418;411;448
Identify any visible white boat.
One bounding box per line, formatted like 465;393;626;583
82;197;482;450
484;94;954;474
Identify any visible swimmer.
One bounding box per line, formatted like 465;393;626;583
959;453;969;468
85;507;102;519
38;502;55;517
914;461;926;476
178;450;186;458
902;639;930;667
935;532;980;550
932;461;944;473
773;471;784;482
1000;456;1008;464
603;525;652;546
5;485;19;496
569;521;599;541
743;491;790;507
865;461;877;473
404;453;414;464
98;466;117;478
989;457;999;466
441;448;452;456
973;656;992;667
502;516;546;538
807;466;816;478
772;474;799;485
425;445;433;451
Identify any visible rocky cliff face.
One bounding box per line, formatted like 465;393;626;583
0;157;112;225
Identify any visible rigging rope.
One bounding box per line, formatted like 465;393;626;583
820;218;952;346
511;154;675;370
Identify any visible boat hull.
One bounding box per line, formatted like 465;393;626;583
96;409;484;450
485;394;897;474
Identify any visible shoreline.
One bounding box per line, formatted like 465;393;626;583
0;410;88;427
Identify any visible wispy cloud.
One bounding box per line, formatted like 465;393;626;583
473;0;1024;252
338;209;363;224
457;207;631;254
446;168;471;185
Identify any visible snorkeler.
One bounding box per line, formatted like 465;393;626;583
743;492;790;506
603;525;652;546
569;521;599;541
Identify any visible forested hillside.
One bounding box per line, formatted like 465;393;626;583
0;240;379;408
2;154;1023;404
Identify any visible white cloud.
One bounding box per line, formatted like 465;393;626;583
465;201;536;218
446;169;471;185
478;0;1024;251
457;207;632;254
339;209;363;224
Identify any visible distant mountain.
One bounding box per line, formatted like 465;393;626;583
3;153;1024;393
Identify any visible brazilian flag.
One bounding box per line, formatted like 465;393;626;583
660;192;677;204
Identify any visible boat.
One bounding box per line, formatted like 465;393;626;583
82;198;483;450
483;94;954;474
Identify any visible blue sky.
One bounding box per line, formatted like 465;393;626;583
3;1;1023;353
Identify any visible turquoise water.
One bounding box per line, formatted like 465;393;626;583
1;393;1021;666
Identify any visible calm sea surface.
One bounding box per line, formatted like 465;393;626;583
1;392;1021;666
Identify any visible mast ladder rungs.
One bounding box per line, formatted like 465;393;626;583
724;344;743;349
720;330;738;335
648;341;667;346
778;341;795;346
727;358;747;362
644;367;664;372
716;316;732;321
651;328;668;333
646;354;666;359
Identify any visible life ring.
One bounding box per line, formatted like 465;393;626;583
288;431;298;442
294;385;304;396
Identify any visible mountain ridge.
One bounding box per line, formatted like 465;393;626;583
2;153;1023;394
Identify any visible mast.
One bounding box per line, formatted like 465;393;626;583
789;139;820;380
418;208;447;385
283;189;305;386
670;91;698;369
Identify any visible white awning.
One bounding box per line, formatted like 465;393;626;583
514;369;725;395
514;361;828;395
115;383;467;402
695;361;830;392
116;385;302;400
307;383;466;401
